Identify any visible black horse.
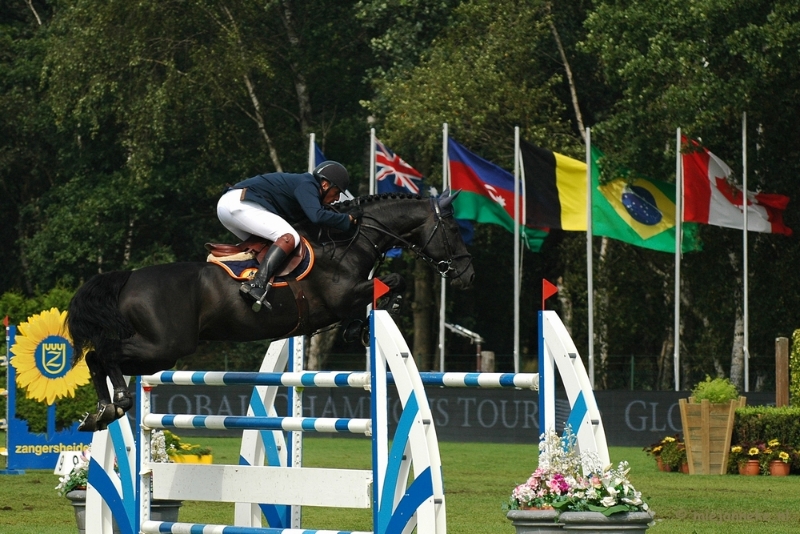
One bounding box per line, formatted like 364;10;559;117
66;191;474;431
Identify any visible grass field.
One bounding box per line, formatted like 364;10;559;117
2;436;800;533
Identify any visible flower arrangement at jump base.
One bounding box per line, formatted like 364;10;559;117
507;428;651;518
55;447;92;497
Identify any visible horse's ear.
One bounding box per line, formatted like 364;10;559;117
438;189;461;209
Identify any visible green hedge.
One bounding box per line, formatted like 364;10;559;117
733;405;800;446
791;329;800;406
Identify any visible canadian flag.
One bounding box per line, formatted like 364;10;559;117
682;136;792;236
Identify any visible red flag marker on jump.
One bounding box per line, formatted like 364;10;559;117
542;279;558;310
373;278;391;309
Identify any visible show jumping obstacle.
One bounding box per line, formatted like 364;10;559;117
84;310;608;534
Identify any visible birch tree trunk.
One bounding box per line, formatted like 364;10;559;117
215;6;283;171
556;276;573;336
549;16;585;137
728;251;745;388
596;237;610;389
307;329;339;371
279;0;312;136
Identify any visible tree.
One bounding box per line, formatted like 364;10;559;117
584;0;800;388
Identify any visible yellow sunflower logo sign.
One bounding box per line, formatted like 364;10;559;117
9;308;90;404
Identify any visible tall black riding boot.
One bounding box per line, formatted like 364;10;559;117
240;234;295;312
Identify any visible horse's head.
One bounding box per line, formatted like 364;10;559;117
335;192;475;289
418;189;475;289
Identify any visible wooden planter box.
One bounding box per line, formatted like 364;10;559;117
679;396;745;475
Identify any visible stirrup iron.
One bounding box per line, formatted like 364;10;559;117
251;283;273;312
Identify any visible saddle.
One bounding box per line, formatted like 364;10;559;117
204;236;314;284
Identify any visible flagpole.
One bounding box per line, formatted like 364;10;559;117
513;127;521;374
440;123;448;372
586;127;594;388
308;133;316;172
742;112;749;392
370;128;376;196
366;128;377;370
674;128;682;392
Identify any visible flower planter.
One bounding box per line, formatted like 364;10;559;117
66;490;121;534
66;489;182;533
680;462;689;474
769;460;790;477
738;459;761;476
679;396;745;475
507;509;562;533
168;453;213;464
558;511;654;533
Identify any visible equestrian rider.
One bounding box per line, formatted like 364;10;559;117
217;161;358;311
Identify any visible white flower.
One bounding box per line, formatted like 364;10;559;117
601;495;618;507
623;495;643;506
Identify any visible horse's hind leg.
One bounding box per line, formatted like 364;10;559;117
78;351;119;432
78;350;134;432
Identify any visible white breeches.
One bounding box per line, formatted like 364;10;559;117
217;189;300;246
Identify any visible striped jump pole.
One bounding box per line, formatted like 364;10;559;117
135;310;446;534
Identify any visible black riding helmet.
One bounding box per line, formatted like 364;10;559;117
313;161;350;192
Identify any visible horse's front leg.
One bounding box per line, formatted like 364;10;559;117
340;273;406;343
375;273;406;314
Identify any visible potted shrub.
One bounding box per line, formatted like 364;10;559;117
643;438;666;471
763;439;795;476
728;442;763;475
679;376;745;475
659;435;687;473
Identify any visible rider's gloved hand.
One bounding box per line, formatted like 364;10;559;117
349;208;364;225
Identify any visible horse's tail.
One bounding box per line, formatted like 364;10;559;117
67;271;136;366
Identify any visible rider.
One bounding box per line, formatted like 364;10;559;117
217;161;358;311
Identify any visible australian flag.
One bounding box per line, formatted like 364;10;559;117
376;139;424;194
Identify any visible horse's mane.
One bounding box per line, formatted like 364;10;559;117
335;192;424;212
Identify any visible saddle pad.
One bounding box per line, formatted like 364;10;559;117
207;238;314;286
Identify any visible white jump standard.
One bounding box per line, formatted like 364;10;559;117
83;309;607;534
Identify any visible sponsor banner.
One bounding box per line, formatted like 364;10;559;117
5;317;90;471
150;385;774;447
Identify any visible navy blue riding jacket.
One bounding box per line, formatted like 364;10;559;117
232;172;351;232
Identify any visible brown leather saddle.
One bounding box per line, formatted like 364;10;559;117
204;236;314;283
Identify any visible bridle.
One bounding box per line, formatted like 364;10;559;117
353;197;473;278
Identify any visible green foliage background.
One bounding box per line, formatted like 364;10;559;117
1;0;799;390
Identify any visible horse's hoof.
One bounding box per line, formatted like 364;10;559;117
388;295;403;315
78;413;99;432
342;320;363;343
361;325;370;347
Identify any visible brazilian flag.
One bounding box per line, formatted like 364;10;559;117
592;147;701;253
